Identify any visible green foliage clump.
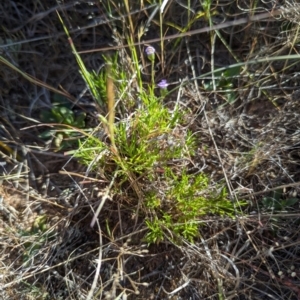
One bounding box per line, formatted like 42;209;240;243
59;24;246;244
75;71;243;243
262;189;298;211
203;66;241;104
145;169;239;244
39;94;86;150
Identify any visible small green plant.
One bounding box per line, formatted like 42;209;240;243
145;218;165;244
260;189;299;237
70;46;246;243
39;94;86;150
76;83;187;178
145;169;242;244
57;11;247;244
203;66;241;104
20;215;55;266
262;189;298;211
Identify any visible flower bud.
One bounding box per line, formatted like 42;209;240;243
145;46;155;62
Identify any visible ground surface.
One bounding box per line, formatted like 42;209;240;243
1;1;300;299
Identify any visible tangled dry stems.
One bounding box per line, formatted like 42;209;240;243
1;0;300;299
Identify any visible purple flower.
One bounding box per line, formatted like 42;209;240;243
145;46;155;62
145;46;155;56
157;79;168;89
157;80;168;97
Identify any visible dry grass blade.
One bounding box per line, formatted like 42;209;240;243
106;62;116;152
